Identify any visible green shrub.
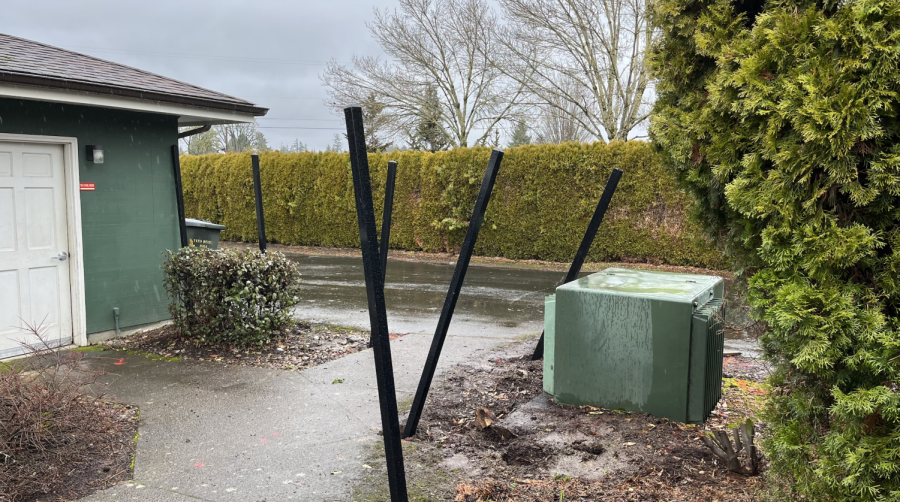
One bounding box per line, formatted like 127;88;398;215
650;0;900;499
162;247;301;348
179;142;724;268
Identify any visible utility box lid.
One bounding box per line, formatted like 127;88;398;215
558;267;720;304
184;218;225;231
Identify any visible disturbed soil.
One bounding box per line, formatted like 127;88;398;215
391;343;768;502
101;321;379;371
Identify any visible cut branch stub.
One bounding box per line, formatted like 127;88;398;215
702;419;761;476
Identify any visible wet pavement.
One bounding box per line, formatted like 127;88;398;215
290;254;760;357
80;325;507;502
79;253;760;501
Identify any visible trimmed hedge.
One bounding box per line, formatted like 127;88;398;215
180;142;724;268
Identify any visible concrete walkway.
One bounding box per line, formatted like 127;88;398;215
80;329;522;502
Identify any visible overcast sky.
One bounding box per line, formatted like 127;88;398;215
1;0;400;151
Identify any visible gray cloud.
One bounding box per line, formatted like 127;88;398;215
2;0;398;150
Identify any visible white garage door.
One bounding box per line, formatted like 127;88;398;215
0;141;73;358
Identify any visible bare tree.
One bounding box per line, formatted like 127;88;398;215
322;0;524;148
179;127;219;155
217;123;266;153
178;124;268;155
497;0;655;142
534;77;592;144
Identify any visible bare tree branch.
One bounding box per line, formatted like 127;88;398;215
495;0;656;142
321;0;524;148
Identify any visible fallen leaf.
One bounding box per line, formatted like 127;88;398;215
624;442;636;446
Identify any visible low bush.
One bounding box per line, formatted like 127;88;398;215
162;247;301;348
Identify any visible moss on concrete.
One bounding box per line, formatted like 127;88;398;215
351;440;455;502
71;345;109;352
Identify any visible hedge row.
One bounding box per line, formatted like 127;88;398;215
179;142;724;268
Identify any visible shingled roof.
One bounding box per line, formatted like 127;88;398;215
0;33;267;116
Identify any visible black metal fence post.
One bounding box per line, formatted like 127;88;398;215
531;167;623;360
344;106;408;502
380;160;398;283
251;154;267;253
402;149;503;439
171;145;188;248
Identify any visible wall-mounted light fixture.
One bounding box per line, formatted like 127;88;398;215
86;145;104;164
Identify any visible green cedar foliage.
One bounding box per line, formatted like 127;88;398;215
179;142;724;268
650;0;900;499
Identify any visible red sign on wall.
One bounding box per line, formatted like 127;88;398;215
79;183;95;191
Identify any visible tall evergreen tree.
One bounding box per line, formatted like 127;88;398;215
507;120;532;148
650;0;900;500
360;93;394;153
406;85;451;152
279;139;307;153
326;133;345;153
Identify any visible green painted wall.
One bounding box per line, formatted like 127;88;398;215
0;97;180;334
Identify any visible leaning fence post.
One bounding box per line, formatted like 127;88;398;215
171;145;188;248
402;149;503;439
343;106;408;502
531;168;623;360
251;153;267;253
380;160;398;283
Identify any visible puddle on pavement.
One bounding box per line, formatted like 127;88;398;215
288;254;760;355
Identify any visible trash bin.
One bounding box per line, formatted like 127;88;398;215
184;218;226;250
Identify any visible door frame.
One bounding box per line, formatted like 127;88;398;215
0;133;86;347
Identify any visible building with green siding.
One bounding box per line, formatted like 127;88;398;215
0;33;267;358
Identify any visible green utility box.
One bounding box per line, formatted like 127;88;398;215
185;218;226;250
544;268;725;423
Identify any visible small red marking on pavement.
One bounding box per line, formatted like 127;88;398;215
259;438;267;443
195;463;205;467
272;432;281;436
113;358;126;365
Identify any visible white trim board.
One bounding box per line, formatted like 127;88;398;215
0;83;258;126
0;133;87;347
